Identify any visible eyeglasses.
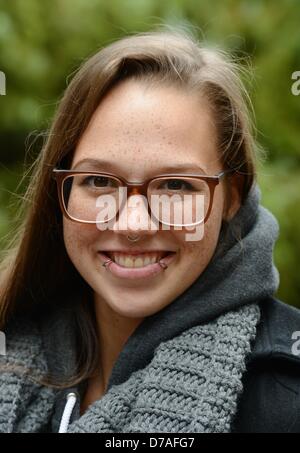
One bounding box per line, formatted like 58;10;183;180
52;168;233;227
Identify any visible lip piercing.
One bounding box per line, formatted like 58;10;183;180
158;260;168;269
102;258;168;270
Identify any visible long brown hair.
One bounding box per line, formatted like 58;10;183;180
0;26;260;387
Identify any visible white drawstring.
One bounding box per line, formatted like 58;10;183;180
58;392;77;433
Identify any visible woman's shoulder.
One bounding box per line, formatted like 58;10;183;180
0;310;49;375
234;297;300;433
254;297;300;361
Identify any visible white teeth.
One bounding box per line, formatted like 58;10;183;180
119;256;126;267
143;257;152;266
124;257;133;267
134;258;144;267
110;252;166;268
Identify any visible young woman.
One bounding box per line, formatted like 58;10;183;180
0;29;300;434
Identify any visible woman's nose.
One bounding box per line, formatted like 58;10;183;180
112;193;159;237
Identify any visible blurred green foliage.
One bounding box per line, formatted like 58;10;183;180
0;0;299;306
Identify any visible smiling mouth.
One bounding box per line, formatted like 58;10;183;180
102;251;174;268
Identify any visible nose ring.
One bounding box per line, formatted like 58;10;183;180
127;234;140;242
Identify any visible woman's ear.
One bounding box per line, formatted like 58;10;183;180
223;173;244;221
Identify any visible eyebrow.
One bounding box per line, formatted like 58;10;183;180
72;158;208;175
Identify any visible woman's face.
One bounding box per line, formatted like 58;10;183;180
63;79;238;318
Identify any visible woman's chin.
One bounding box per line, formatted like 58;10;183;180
96;294;165;318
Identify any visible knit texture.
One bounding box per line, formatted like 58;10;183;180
67;304;260;433
0;304;260;433
0;319;56;432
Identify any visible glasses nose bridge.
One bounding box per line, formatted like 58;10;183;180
114;180;157;234
117;181;152;223
125;181;148;197
122;182;150;215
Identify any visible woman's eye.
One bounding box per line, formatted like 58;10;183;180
83;176;111;188
164;179;193;191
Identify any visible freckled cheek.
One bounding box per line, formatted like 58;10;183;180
170;198;224;265
170;229;207;267
63;221;99;258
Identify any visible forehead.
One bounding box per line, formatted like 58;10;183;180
72;79;220;176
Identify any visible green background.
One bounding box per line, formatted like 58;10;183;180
0;0;299;306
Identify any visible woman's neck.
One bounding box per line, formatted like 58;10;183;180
93;293;144;393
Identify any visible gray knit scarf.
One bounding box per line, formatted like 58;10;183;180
0;184;280;433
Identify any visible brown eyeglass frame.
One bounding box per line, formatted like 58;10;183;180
52;168;234;226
